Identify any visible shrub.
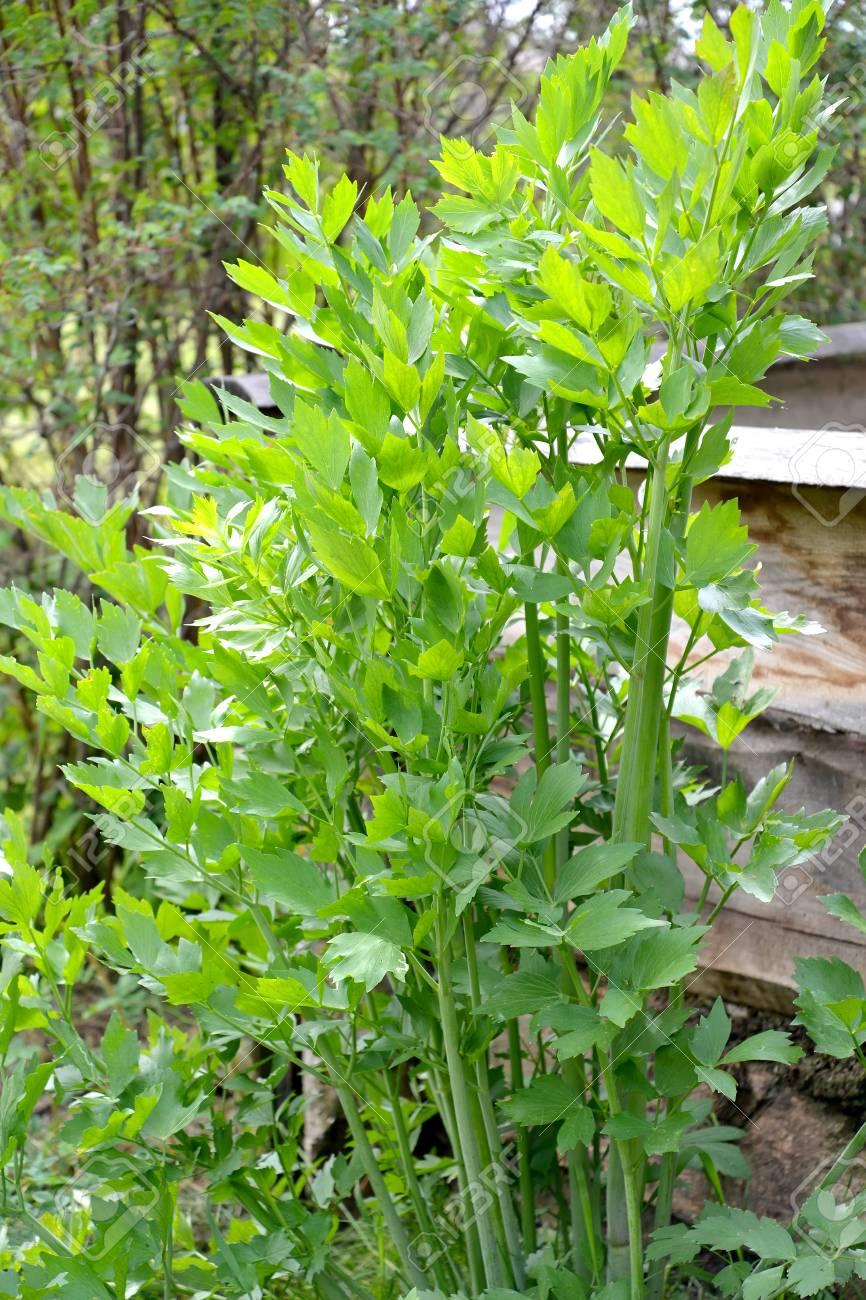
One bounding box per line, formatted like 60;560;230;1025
0;4;856;1297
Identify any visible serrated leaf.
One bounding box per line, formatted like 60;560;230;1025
242;846;335;917
306;523;389;598
555;841;643;901
324;933;408;992
567;891;664;952
629;926;707;990
481;967;561;1019
692;997;732;1066
502;1074;577;1125
722;1030;803;1065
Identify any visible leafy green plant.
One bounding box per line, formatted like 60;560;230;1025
0;3;852;1298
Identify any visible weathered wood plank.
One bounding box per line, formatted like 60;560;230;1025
675;474;866;737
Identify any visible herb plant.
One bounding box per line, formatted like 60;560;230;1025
0;4;854;1298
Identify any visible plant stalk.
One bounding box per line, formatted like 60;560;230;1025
436;900;505;1289
318;1037;428;1291
464;915;527;1289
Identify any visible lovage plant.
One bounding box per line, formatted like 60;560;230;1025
0;3;855;1298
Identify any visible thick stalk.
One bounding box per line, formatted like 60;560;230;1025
505;1009;536;1252
552;451;600;1279
525;597;556;892
606;436;674;1297
646;454;697;1300
555;422;573;867
464;916;526;1288
436;901;505;1289
318;1038;428;1291
525;601;552;772
429;1066;485;1291
382;1068;457;1292
647;1153;676;1300
612;434;672;845
563;1054;600;1286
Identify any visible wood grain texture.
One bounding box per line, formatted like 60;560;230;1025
679;474;866;737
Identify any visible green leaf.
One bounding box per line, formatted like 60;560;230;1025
96;604;141;666
555;841;643;901
292;400;350;489
821;892;866;934
440;515;478;557
383;350;421;411
691;997;731;1066
322;174;358;241
662;230;721;313
523;761;586;844
324;932;408;992
784;1256;836;1297
686;1206;796;1260
604;1113;653;1140
557;1106;596;1151
686;499;756;588
743;1268;786;1300
101;1012;140;1096
377;432;427;492
254;976;317;1009
588;148;644;241
628;927;707;990
722;1030;803;1065
480;966;561;1019
242;846;335;916
0;857;42;929
349;444;383;534
697;12;733;71
306;522;389;598
502;1074;578;1126
482;918;562;948
411;640;464;680
538;246;612;332
694;1064;737;1101
567;891;664;952
162;968;220;1006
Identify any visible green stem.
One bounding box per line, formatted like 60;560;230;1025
465;916;526;1289
602;1060;645;1298
605;442;673;1300
612;434;672;846
525;596;556;890
563;1054;601;1286
556;422;572;866
318;1037;428;1291
577;655;608;787
436;900;505;1289
505;1006;536;1252
429;1066;485;1292
818;1117;866;1191
382;1068;457;1292
647;1155;675;1300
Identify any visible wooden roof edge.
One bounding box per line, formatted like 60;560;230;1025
573;424;866;490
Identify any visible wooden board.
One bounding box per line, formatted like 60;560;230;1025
678;719;866;1006
679;473;866;737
